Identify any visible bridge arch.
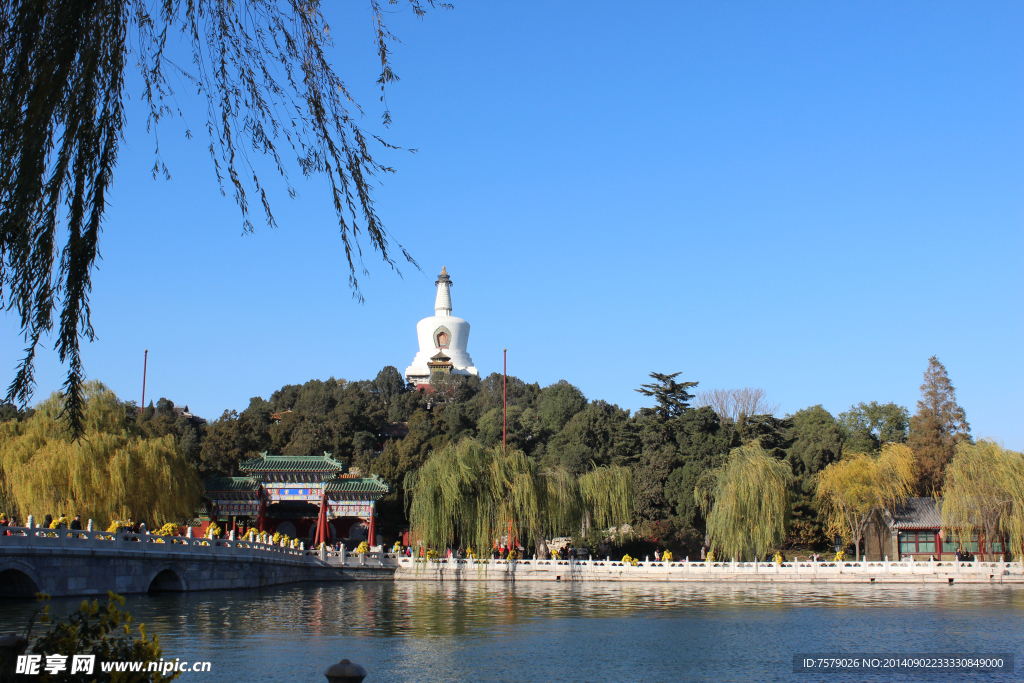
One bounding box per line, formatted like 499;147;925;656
0;560;42;598
146;564;190;593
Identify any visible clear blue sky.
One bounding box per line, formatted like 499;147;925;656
4;2;1022;448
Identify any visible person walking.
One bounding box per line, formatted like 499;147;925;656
70;515;82;531
43;514;53;529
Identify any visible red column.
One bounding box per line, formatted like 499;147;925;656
367;502;376;549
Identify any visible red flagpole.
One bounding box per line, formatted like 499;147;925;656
503;349;507;452
140;350;148;416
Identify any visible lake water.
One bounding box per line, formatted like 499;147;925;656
2;582;1022;682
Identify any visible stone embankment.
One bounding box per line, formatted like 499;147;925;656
393;556;1024;584
0;525;395;598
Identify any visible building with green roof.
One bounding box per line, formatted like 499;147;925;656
202;452;390;545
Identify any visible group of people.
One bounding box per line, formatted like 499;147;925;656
0;512;84;533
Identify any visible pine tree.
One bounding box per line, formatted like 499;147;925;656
908;356;970;493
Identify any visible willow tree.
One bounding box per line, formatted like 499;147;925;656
696;444;793;562
1;0;444;433
941;440;1024;559
0;382;202;526
815;443;917;561
405;438;633;555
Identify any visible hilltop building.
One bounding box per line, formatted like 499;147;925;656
404;267;479;389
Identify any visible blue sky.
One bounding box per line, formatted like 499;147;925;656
3;1;1022;448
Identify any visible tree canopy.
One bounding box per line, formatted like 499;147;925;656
0;381;202;526
814;444;917;560
697;443;793;561
403;437;633;555
941;440;1024;558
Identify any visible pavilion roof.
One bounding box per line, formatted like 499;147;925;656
240;452;345;474
889;497;943;530
325;474;391;495
203;477;260;493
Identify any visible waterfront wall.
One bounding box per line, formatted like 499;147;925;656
0;526;394;598
393;556;1024;584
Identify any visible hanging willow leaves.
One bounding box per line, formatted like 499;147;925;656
697;443;793;561
1;0;445;433
941;440;1024;559
0;381;203;526
405;438;633;554
814;443;917;561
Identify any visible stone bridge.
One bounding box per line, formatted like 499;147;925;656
0;526;396;598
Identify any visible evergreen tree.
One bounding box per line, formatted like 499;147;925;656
908;356;971;493
636;372;698;420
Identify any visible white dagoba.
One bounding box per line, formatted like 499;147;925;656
404;267;479;387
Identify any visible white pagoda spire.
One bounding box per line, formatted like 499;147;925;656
434;266;452;315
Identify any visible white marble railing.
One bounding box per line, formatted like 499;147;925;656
396;556;1024;576
1;525;308;560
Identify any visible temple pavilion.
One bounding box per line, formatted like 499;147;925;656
202;453;390;546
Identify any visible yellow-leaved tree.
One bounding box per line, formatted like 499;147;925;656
0;382;202;527
941;440;1024;560
815;443;917;561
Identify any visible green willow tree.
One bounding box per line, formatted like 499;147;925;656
0;381;202;526
404;438;633;556
941;440;1024;559
696;443;793;561
1;0;445;432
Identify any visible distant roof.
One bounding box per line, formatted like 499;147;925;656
889;497;943;530
203;477;260;493
240;452;346;473
325;474;390;495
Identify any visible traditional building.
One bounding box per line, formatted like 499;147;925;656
404;266;479;388
864;497;1009;561
203;453;390;547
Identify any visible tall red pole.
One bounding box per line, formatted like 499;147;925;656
140;350;148;416
503;348;507;452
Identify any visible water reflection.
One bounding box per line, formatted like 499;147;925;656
2;582;1022;682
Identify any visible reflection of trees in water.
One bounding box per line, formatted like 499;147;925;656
4;583;1023;644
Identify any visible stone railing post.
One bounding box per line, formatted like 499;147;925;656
340;545;346;565
26;515;34;531
87;519;94;532
186;526;193;538
229;530;236;541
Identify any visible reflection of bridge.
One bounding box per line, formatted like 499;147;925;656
394;557;1024;584
0;527;396;598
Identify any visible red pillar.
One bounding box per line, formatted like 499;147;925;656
314;492;328;547
367;501;377;549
